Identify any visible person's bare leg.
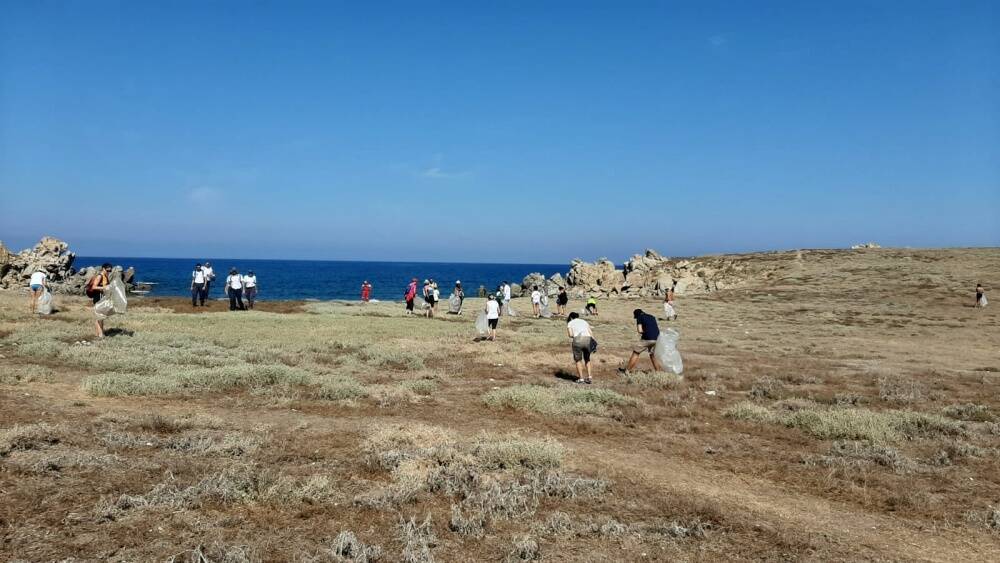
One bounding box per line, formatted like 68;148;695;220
30;290;38;313
95;318;105;338
575;360;585;380
626;352;640;371
649;352;661;371
585;360;592;381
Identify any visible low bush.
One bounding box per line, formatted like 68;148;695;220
483;385;638;417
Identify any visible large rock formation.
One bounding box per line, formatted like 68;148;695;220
566;258;626;295
520;272;567;297
0;237;137;295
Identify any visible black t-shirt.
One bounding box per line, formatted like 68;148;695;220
557;291;568;305
637;313;660;341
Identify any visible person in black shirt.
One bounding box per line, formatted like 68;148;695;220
620;309;662;373
556;286;569;316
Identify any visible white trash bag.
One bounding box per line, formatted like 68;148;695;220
36;289;54;315
108;276;128;314
981;295;989;307
448;293;462;314
475;311;489;335
653;328;683;375
94;297;115;318
539;303;552;318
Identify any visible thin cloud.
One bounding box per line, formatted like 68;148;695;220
419;167;469;179
187;186;222;204
709;34;727;47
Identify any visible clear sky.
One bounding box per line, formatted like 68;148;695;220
1;1;998;263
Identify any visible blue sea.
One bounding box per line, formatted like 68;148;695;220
75;257;567;301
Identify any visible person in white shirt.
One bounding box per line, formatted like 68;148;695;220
502;282;513;316
202;262;216;297
566;312;594;384
225;268;246;311
531;286;542;318
485;293;501;341
242;270;258;309
29;270;48;313
191;264;208;307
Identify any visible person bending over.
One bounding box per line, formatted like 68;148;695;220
621;308;661;374
29;269;47;314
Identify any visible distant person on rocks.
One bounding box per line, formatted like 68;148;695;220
191;263;208;307
485;293;500;341
423;279;435;317
225;268;246;311
478;285;487;298
29;269;48;314
556;286;569;316
361;280;372;302
243;270;258;309
621;308;662;374
454;281;465;313
663;280;678;320
404;278;418;314
87;263;112;338
586;295;598;316
976;283;988;308
531;285;542;318
566;312;594;384
202;262;216;297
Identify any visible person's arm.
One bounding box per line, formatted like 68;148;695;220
566;325;573;339
636;323;643;337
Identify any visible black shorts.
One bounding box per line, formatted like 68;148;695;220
487;318;498;329
90;293;101;304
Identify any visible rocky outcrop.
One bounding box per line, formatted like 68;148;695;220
566;258;626;295
851;242;882;249
520;272;567;297
0;237;137;295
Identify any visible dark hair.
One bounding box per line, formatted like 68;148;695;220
533;285;538;290
559;286;564;290
633;309;643;318
567;312;580;322
195;263;202;267
101;263;112;270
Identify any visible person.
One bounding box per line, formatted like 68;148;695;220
976;283;988;308
404;278;418;314
86;263;112;338
556;286;569;316
361;280;372;303
586;295;598;316
566;312;594;384
202;262;216;297
225;268;246;311
29;269;48;314
243;270;258;309
495;284;506;314
478;285;487;298
484;293;500;341
502;282;513;316
423;279;435;318
191;263;208;306
663;280;677;320
454;281;465;314
621;308;662;374
432;280;441;312
531;285;542;318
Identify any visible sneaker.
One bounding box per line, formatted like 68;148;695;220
584;378;593;384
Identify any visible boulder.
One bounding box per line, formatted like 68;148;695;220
566;258;625;295
0;237;137;295
521;273;547;295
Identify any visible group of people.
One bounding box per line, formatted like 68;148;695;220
563;307;664;384
402;278;468;317
190;262;258;310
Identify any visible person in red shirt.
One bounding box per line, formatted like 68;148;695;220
404;278;417;314
361;281;372;302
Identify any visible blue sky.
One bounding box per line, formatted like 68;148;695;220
1;1;997;262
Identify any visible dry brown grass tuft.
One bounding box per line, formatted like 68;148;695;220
0;423;62;455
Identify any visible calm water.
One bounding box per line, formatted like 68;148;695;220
75;257;567;301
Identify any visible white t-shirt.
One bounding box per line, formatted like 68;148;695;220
503;285;512;301
203;266;215;280
567;318;592;338
192;270;206;284
486;300;500;319
227;274;243;289
531;290;541;304
30;271;47;286
243;275;256;288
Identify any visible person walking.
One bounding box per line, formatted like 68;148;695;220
404;278;418;314
502;282;513;316
243;270;258;309
566;312;594;384
485;293;500;341
556;286;569;317
431;279;441;314
361;280;372;303
225;268;246;311
423;279;435;318
663;280;678;320
454;281;465;314
191;263;208;307
976;283;988;308
29;269;48;313
621;308;662;374
478;285;487;298
86;263;112;338
531;285;542;318
202;262;216;298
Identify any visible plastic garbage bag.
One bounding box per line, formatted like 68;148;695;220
414;296;428;309
94;297;115;318
36;289;53;315
506;304;517;317
448;293;462;314
981;295;989;307
108;276;128;314
653;328;683;375
539;303;552;318
475;311;489;335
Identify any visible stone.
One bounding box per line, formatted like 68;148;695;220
0;237;137;295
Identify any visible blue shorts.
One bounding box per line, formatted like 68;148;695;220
31;284;43;291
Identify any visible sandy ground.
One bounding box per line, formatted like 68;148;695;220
1;247;998;562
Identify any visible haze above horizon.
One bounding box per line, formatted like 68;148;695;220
1;1;998;263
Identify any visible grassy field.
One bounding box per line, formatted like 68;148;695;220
1;247;999;561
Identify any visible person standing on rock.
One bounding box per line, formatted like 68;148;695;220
29;269;48;314
663;280;678;320
485;293;500;341
243;270;258;309
87;263;112;338
620;308;662;374
225;268;246;311
191;263;208;307
566;312;595;384
556;287;569;317
404;278;418;314
531;286;542;318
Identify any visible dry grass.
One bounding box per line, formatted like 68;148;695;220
483;384;639;417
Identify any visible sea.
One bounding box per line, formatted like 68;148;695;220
75;257;567;301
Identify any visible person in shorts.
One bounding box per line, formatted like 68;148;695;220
663;280;677;320
556;286;569;316
86;263;112;338
621;308;662;374
29;269;48;313
531;285;542;318
566;312;594;384
485;293;500;341
423;279;436;317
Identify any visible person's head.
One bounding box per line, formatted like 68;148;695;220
101;263;112;272
633;309;644;319
195;263;202;270
248;270;254;276
559;286;564;291
424;279;429;284
533;285;538;290
488;293;495;300
230;268;238;275
567;312;580;323
456;280;461;286
977;283;983;288
205;262;211;267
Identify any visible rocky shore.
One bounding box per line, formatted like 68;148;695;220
0;237;139;294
